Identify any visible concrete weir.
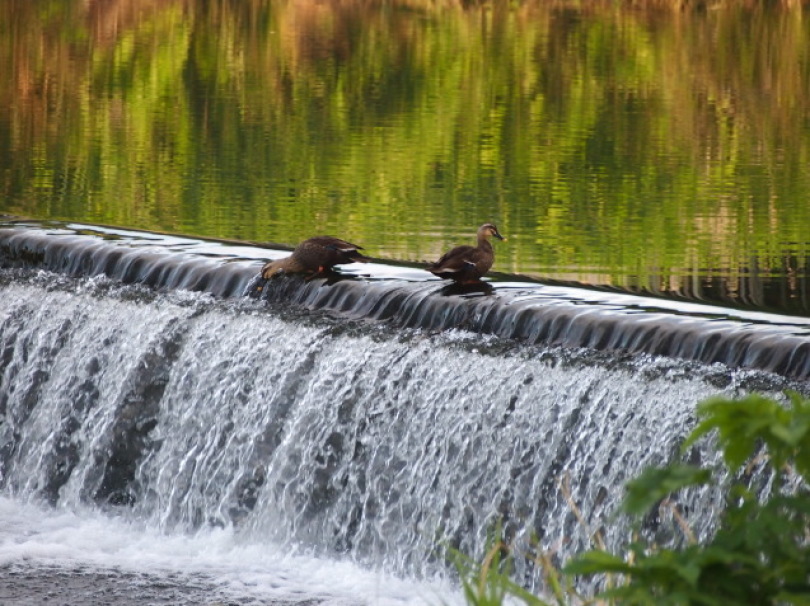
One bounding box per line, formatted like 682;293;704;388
1;221;808;380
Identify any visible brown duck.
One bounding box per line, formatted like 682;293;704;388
261;236;370;279
427;223;506;284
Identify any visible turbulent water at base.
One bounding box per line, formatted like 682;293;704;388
0;223;808;604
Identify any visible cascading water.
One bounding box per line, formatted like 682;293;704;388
0;221;807;604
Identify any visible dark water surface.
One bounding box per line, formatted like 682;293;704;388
0;564;283;606
2;1;809;314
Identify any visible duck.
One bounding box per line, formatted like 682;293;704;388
261;236;370;279
427;223;506;284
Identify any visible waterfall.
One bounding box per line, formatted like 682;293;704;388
0;221;806;598
2;222;808;380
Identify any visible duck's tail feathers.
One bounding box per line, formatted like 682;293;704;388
346;249;371;263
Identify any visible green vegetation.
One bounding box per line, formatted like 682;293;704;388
448;392;810;605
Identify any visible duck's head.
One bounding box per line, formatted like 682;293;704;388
480;223;506;241
261;260;287;279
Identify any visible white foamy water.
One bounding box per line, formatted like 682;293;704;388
0;496;460;605
0;271;799;602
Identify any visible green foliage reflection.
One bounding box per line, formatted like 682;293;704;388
1;1;809;311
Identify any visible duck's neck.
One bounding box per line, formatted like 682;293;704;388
262;255;305;278
477;234;494;251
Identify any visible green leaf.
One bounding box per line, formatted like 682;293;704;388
564;550;633;576
682;394;810;475
622;464;711;516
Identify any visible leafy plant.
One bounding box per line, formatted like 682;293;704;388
567;391;810;605
449;392;810;605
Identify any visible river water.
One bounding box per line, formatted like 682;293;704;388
2;1;810;313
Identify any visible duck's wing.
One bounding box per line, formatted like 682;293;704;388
323;237;370;263
305;236;362;251
429;245;478;273
298;236;369;266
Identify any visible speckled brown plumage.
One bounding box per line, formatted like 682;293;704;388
427;223;506;284
261;236;369;279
